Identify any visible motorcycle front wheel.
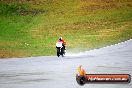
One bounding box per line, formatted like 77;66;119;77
57;48;60;57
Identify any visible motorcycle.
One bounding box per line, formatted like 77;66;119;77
56;41;66;57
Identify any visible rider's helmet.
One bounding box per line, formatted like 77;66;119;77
59;37;62;41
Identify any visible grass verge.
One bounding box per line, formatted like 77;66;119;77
0;0;132;58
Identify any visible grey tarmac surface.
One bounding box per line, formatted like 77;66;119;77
0;39;132;88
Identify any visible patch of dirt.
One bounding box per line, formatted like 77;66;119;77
79;0;132;12
18;9;46;16
0;49;29;58
80;0;131;3
0;41;20;46
81;4;119;11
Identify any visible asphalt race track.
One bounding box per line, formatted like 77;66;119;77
0;39;132;88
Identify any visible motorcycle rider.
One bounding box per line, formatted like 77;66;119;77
56;37;66;57
57;37;66;50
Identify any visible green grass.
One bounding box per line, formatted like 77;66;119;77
0;0;132;58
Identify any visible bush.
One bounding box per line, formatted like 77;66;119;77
0;2;29;15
